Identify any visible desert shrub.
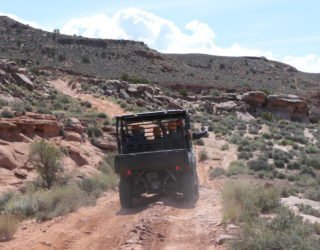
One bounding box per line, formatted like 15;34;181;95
261;111;273;121
287;161;300;170
299;155;320;170
0;214;20;241
227;161;247;176
198;149;208;162
262;133;272;139
274;159;285;168
280;139;293;146
275;171;286;179
305;144;319;154
221;143;229;151
209;167;226;179
121;73;149;84
305;187;320;201
29;140;63;189
300;165;316;177
195;139;205;146
100;153;116;172
247;159;271;171
1;109;14;118
297;204;320;218
81;56;90;64
222;181;279;223
36;105;52;115
272;149;290;163
292;143;300;150
97;112;108;119
179;89;188;97
237;151;253;160
210;89;220;96
87;125;103;138
233;207;320;250
248;126;260;135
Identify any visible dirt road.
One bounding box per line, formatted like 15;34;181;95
1;137;231;250
48;79;125;118
0;81;234;249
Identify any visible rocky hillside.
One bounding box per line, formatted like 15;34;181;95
0;16;319;108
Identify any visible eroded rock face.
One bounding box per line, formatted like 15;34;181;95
267;95;309;122
0;113;61;142
243;91;309;122
242;91;267;108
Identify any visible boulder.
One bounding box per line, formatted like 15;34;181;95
66;145;89;166
0;146;19;170
215;234;236;245
243;91;267;108
127;86;138;94
14;169;28;179
13;73;34;90
65;131;82;142
91;136;117;150
119;89;130;100
215;101;238;114
236;111;255;122
64;117;85;134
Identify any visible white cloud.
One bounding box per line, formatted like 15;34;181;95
0;12;42;29
2;9;320;73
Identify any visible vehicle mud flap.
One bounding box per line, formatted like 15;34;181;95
119;177;133;208
181;172;197;203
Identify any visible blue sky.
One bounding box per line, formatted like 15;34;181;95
1;0;320;72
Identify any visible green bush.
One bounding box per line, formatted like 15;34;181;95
227;161;247;176
247;159;271;171
87;125;103;138
29;140;63;189
97;112;108;119
222;181;279;223
305;144;319;154
1;109;14;118
121;73;149;84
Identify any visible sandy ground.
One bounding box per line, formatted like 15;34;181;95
0;83;234;249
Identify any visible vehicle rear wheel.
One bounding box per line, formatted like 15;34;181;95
182;172;196;202
119;177;133;208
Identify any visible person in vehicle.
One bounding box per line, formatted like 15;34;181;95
128;124;146;143
153;127;162;139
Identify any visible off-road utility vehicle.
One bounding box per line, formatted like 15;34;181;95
115;110;203;208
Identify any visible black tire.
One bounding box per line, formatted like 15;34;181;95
181;172;196;202
119;177;133;208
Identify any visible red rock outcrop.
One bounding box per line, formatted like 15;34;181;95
0;113;61;142
267;95;309;122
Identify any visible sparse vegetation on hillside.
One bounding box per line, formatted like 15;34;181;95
29;140;64;189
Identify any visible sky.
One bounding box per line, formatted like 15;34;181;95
1;0;320;73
